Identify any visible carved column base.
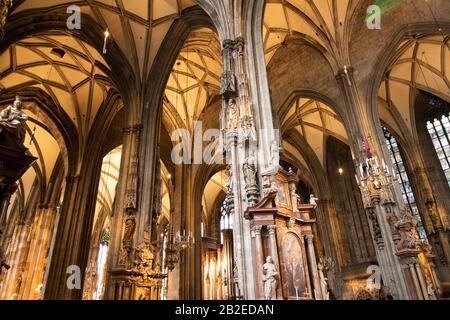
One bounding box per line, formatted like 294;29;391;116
245;186;260;208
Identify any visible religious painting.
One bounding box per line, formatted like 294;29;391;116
280;233;308;299
276;189;287;205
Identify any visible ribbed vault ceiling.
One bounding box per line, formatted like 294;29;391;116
263;0;351;64
163;28;222;131
0;33;114;138
12;0;195;80
281;98;348;167
378;36;450;139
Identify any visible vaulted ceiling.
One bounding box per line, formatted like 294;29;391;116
263;0;352;64
0;33;115;139
378;35;450;140
11;0;196;80
281;98;348;167
163;28;222;131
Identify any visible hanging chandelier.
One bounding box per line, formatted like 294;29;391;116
0;0;11;40
164;230;194;272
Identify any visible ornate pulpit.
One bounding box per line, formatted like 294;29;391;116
0;96;37;275
246;168;324;300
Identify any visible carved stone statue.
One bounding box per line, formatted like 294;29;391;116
243;151;257;188
0;96;29;150
122;215;136;244
318;262;330;300
262;256;279;300
309;194;319;208
220;71;236;97
227;99;239;130
270;140;280;170
395;207;418;251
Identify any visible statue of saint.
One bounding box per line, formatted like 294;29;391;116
309;194;319;208
262;256;279;300
318;262;330;300
243;151;257;188
227;99;239;130
270;140;279;169
123;216;136;243
0;96;29;149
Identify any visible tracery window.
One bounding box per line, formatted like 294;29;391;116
383;128;427;241
220;199;233;244
426;114;450;187
94;228;110;300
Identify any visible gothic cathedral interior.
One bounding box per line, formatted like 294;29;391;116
0;0;450;301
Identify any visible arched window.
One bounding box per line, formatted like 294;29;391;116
220;199;232;244
94;228;110;300
383;128;427;241
426;114;450;187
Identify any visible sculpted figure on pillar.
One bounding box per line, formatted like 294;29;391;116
318;262;330;300
220;71;237;98
309;194;319;208
243;151;257;188
270;140;280;171
0;96;29;150
395;207;418;251
262;256;279;300
123;215;136;244
227;99;239;130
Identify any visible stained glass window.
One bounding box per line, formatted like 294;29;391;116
94;229;110;300
220;199;232;244
383;128;427;241
426;114;450;187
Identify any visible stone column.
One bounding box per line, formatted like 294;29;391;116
337;64;436;300
415;263;429;300
43;175;84;300
408;263;423;300
251;225;264;299
305;234;322;300
105;123;147;300
222;229;234;299
267;225;281;298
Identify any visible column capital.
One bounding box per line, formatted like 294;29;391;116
305;234;314;243
251;225;262;236
267;225;277;235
